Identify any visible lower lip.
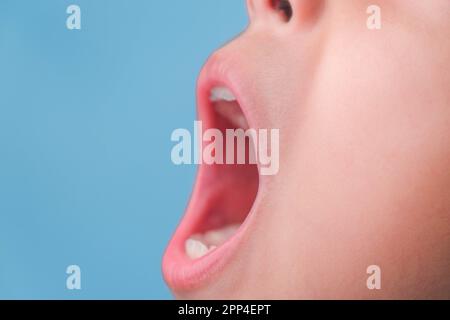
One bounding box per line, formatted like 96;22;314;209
162;166;262;292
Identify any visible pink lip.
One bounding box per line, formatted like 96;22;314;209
162;54;263;292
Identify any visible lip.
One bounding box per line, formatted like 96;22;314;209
162;53;264;292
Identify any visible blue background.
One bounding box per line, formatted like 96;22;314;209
0;0;247;299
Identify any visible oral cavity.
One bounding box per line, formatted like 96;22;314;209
185;224;240;260
210;86;249;129
182;86;254;261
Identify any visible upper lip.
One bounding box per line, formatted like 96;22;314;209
197;52;257;132
162;53;263;292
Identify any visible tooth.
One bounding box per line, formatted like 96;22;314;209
185;238;210;259
203;224;240;247
210;87;236;102
185;225;241;259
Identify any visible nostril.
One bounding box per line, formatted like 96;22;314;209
271;0;293;22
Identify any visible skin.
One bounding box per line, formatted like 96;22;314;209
173;0;450;299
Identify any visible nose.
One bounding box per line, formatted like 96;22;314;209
246;0;324;27
246;0;271;20
246;0;287;23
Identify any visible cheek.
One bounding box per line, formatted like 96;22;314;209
296;36;450;220
297;21;447;189
258;28;450;296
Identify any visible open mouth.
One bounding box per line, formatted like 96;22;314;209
163;60;260;291
184;86;259;260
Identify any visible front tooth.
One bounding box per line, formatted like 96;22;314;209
185;238;209;259
210;87;236;102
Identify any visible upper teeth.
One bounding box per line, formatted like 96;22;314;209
210;87;236;102
185;224;240;260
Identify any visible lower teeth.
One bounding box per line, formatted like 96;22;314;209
185;224;240;260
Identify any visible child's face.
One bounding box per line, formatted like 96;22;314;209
163;0;450;299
